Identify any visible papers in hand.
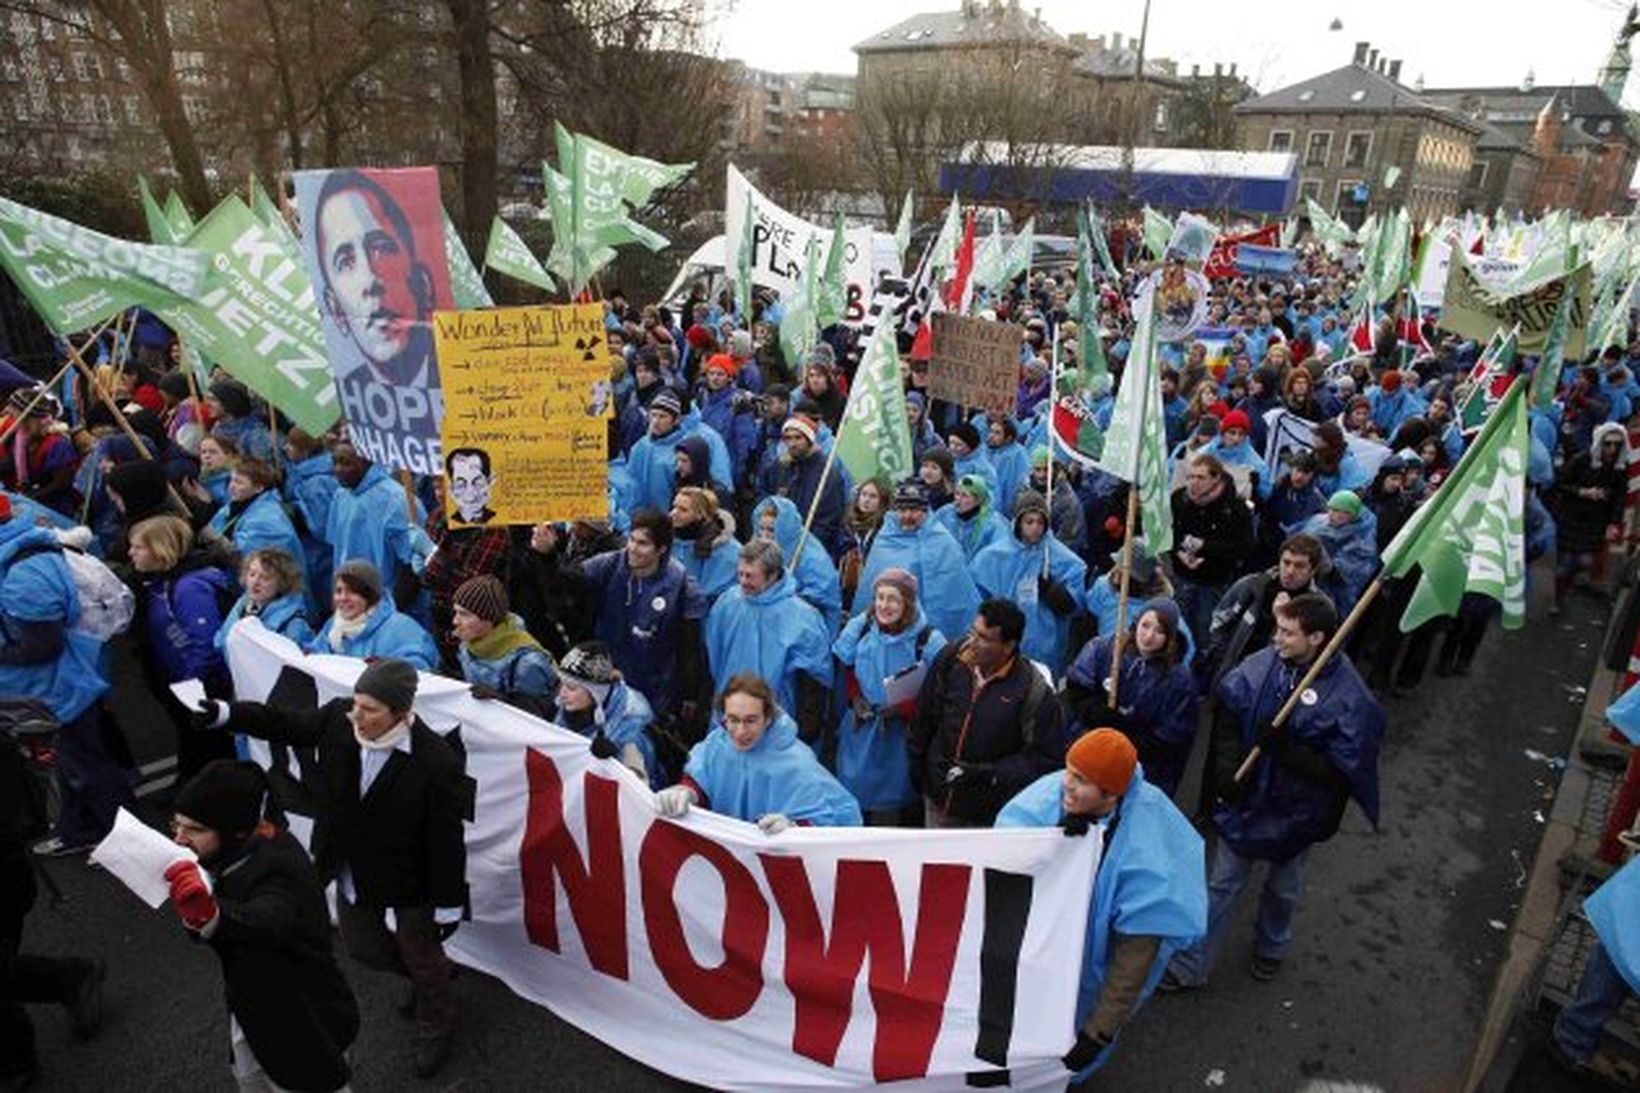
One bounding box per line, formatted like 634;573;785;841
90;807;197;908
169;678;206;712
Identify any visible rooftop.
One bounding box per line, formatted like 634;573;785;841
853;3;1075;55
1234;61;1485;136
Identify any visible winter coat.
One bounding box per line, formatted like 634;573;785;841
675;512;740;605
627;419;733;514
324;462;415;584
1169;485;1255;589
137;553;236;688
753;496;843;633
951;448;999;504
1300;511;1378;615
854;518;980;646
832;611;947;811
762;447;848;561
930;503;1010;563
212;415;275;464
209;489;306;573
1200;437;1272;499
971;526;1087;672
996;768;1205;1079
1202;567;1325;690
283;451;338;609
1063;634;1199;796
986;440;1033;516
906;642;1068;822
456;614;559;713
305;600;439;670
1211;646;1384;861
201;829;360;1093
695;384;759;488
1554;428;1628;554
705;573;834;718
580;550;705;717
0;521;109;721
556;681;661;789
683;711;861;826
214;591;314;653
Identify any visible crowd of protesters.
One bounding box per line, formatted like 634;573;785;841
4;222;1639;1090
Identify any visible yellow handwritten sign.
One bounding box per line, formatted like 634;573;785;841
435;304;611;526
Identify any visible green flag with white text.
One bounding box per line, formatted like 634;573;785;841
158;196;339;436
443;208;495;309
1096;291;1171;554
815;214;847;330
835;319;914;487
779;237;820;367
484;216;555;293
0;194;210;335
1382;377;1528;631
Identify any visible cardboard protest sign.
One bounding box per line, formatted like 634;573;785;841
929;313;1018;417
435;304;610;526
293;166;454;475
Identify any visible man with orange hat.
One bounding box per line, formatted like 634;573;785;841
694;353;758;491
996;728;1205;1077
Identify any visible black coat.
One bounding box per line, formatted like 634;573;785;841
224;699;468;911
205;830;359;1092
1169;485;1255;587
1554;452;1627;554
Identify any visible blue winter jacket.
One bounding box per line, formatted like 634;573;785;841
832;611;947;811
1584;856;1640;996
675;513;740;605
986;440;1032;516
582;550;705;717
1300;510;1379;614
214;591;314;653
971;527;1087;672
456;617;559;707
627;420;733;513
951;448;999;503
996;768;1206;1079
753;496;842;633
1212;646;1384;861
0;522;109;721
306;600;439;670
696;385;758;488
139;560;235;686
556;681;661;788
1065;633;1199;794
283;451;337;606
683;711;862;826
1367;385;1426;437
212;415;274;464
1085;581;1197;662
854;518;980;646
1201;436;1273;499
930;502;1010;562
705;572;834;717
209;489;306;572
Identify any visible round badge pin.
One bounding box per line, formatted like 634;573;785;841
652;596;667;612
1299;687;1318;706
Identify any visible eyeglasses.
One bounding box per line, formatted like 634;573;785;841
723;715;765;729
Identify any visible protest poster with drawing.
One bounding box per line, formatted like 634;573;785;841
293;167;454;475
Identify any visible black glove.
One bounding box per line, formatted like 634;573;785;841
943;760;993;788
1038;575;1077;616
437;920;460;942
589;732;620;760
469;683;502;702
1254;719;1287;753
1062;1030;1110;1071
189;699;224;732
1060;813;1091;837
1216;768;1252;805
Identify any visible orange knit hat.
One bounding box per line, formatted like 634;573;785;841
1066;729;1137;795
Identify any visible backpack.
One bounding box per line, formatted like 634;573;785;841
12;542;136;641
0;697;59;843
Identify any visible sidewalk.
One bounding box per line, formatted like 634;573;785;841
1467;577;1640;1091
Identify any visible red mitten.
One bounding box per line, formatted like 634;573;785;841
165;861;218;931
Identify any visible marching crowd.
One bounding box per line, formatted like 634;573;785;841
3;231;1638;1090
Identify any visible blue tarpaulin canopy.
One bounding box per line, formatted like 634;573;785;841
940;143;1300;215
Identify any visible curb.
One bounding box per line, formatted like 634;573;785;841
1464;601;1628;1092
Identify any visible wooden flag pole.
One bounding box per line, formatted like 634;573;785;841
1042;324;1060;579
789;434;841;571
1229;576;1384;785
1105;485;1141;708
64;347;192;518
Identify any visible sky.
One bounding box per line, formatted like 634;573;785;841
708;0;1640;106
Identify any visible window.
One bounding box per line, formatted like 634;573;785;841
47;56;64;83
183;95;205;123
1467;161;1489;190
1305;130;1332;167
115;58;131;81
1299;178;1322;203
1268;129;1293;153
1599;119;1613;134
79;91;95;120
39;17;54;40
1334;179;1365;211
1153;99;1169;132
96;93;111;123
71;53;90;81
123;94;141;124
1344;131;1371;168
12;94;26;121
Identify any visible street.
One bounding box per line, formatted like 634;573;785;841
18;582;1605;1092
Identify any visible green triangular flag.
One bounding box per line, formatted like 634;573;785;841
815;214;847;330
894;191;914;268
735;200;754;320
443;208;495;309
779;236;821;367
931;194;960;277
1096;296;1171;554
1141;206;1171;260
835;319;914;486
483;215;556;293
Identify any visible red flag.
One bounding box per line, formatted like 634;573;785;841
1348;302;1375;354
1204;224;1279;280
1469;234;1485;256
911;211;977;361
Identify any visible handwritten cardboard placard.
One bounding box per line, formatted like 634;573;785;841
436;304;612;526
929;313;1018;417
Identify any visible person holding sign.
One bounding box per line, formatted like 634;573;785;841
1162;594;1382;990
996;729;1204;1078
166;760;359;1093
654;673;861;831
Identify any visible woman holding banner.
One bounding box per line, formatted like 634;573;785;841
306;560;438;670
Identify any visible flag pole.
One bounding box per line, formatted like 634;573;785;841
1042;323;1060;579
1106;486;1142;707
1229;576;1384;784
789;436;841;571
63;345;192;518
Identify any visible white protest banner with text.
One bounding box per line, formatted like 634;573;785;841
225;621;1093;1093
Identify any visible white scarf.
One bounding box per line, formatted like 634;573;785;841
327;605;373;651
353;715;411;752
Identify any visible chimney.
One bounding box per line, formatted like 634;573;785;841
1353;41;1370;65
1388;59;1402;82
1230;62;1238;77
1214;61;1223;78
1192;63;1200;78
1368;47;1379;71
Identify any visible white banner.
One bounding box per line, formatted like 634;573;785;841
726;165;891;326
225;621;1094;1092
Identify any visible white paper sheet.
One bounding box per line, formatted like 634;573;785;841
168;678;206;711
90;807;196;908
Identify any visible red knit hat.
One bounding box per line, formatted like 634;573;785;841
1066;728;1137;795
704;353;738;380
685;324;715;350
1221;409;1251;434
782;415;819;444
1379;370;1402;393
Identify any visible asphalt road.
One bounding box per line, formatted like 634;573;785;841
17;574;1605;1093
